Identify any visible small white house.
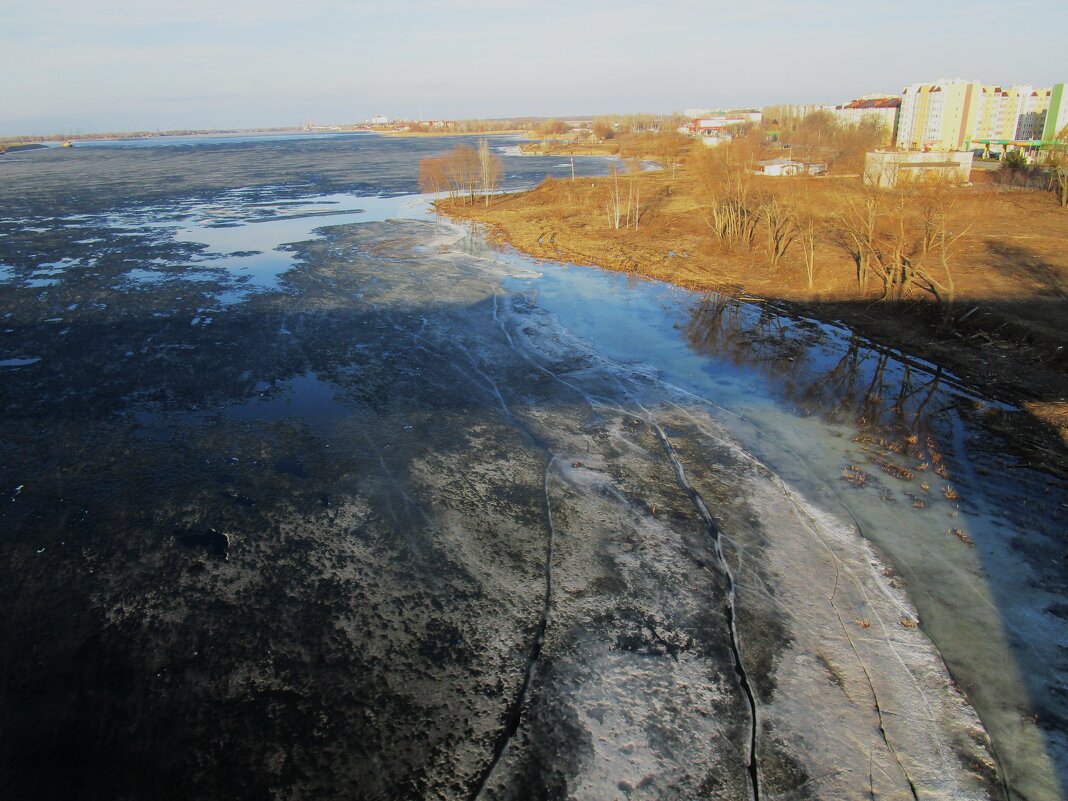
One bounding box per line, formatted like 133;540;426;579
755;158;827;176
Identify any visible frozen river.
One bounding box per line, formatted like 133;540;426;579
0;133;1065;800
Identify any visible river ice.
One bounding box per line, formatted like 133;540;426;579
0;135;1063;800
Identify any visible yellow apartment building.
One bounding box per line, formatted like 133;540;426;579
896;80;983;151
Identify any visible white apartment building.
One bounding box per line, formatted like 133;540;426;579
833;97;900;143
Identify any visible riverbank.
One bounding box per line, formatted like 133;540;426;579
380;128;525;138
517;140;620;156
0;143;48;155
437;170;1068;474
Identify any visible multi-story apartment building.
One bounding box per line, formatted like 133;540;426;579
897;79;1066;151
1014;87;1052;140
971;85;1055;141
833;96;900;143
972;85;1019;141
1040;84;1068;141
895;80;983;151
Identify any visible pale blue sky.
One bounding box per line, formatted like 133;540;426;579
2;0;1066;136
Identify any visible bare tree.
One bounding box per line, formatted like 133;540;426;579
606;165;624;229
418;156;449;197
655;131;689;178
796;215;818;289
418;145;483;205
693;145;761;251
835;180;978;310
477;139;501;206
1048;140;1068;208
910;189;980;313
834;190;879;294
761;197;799;270
1056;163;1068;209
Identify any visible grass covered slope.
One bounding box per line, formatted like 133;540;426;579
437;154;1068;470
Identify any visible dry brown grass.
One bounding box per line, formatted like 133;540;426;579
439;161;1068;460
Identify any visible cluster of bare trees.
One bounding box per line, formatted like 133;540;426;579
693;144;817;277
410;117;538;134
771;110;891;173
534;119;572;137
834;185;977;310
605;164;644;231
591;113;687;139
692;142;978;307
419;140;501;206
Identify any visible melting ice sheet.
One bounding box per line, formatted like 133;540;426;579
501;256;1068;801
131;192;432;303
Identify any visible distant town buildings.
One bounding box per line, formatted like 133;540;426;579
1043;84;1068;141
895;79;1067;151
755;78;1065;157
370;115;391;125
896;81;978;150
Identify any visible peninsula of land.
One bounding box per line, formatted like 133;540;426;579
436;132;1068;474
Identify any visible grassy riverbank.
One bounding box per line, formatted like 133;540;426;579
381;128;525;138
517;140;621;156
437;166;1068;472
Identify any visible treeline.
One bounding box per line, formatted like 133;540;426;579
418;140;502;205
526;114;690;142
401;118;542;134
775;110;892;173
592;113;690;138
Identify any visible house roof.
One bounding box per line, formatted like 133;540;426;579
836;97;901;111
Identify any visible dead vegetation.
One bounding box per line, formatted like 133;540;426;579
436;133;1068;460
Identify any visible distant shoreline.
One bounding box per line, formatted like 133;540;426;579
0;126;359;147
0;142;48;155
379;129;525;138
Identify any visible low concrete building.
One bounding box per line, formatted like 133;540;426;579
755;158;827;176
863;149;973;188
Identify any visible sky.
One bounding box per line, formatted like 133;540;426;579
2;0;1067;136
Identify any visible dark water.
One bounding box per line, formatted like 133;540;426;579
1;134;1064;801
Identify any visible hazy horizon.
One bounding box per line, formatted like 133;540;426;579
3;0;1067;138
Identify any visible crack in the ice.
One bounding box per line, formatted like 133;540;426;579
470;455;557;801
775;477;926;800
657;394;976;798
491;290;764;798
486;270;999;801
645;418;762;801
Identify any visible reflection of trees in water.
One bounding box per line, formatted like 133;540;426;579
684;293;952;482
